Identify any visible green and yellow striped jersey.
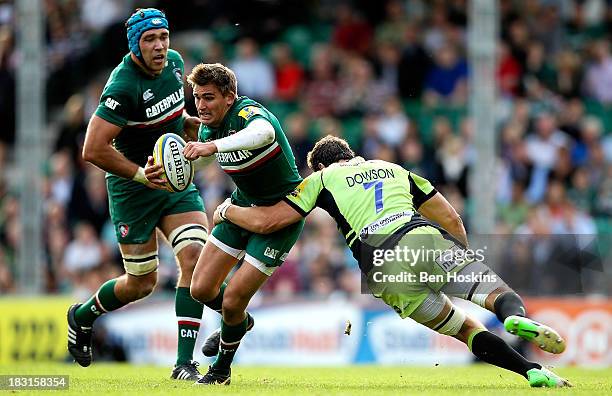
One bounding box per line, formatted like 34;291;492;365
284;157;437;254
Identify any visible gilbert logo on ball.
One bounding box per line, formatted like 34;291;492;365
153;133;194;192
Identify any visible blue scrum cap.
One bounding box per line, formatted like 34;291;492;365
125;8;169;59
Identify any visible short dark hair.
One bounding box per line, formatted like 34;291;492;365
187;63;237;97
307;135;355;171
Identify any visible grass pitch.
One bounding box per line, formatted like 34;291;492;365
1;363;610;395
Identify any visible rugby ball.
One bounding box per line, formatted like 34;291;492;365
152;133;194;192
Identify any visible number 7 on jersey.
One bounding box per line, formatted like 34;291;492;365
363;181;384;213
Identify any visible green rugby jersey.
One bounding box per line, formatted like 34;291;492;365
198;97;301;205
284;157;437;254
95;49;186;181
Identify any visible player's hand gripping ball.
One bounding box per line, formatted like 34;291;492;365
152;133;194;192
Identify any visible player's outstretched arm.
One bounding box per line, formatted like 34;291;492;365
417;192;468;247
82;115;168;190
214;199;303;234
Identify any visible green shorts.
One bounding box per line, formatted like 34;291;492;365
209;219;304;276
107;175;205;244
366;225;470;319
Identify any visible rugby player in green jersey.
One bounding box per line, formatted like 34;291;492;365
67;9;214;380
211;136;572;388
181;63;303;385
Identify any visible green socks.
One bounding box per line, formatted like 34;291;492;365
203;283;226;313
212;315;248;372
74;279;126;327
175;287;204;365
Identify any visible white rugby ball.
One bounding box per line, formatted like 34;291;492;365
152;133;194;192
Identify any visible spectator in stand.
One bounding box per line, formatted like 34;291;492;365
336;56;391;117
49;150;75;207
229;37;275;101
55;94;88;169
529;2;564;56
67;165;109;234
568;167;597;214
399;135;428;177
584;39;612;104
375;0;410;46
423;44;468;106
80;0;125;34
551;200;597;235
558;98;585;141
525;112;570;170
360;113;383;160
271;43;305;102
63;222;105;298
497;41;522;97
373;40;402;96
499;182;530;232
573;116;603;167
284;112;313;173
331;3;373;56
302;44;340;118
506;19;531;72
422;2;453;53
398;22;433;98
522;41;553;93
551;50;583;99
585;139;607;186
436;134;469;196
551;144;574;182
375;96;410;147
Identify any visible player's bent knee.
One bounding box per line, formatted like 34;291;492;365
123;251;159;276
190;281;217;303
137;278;157;299
221;290;247;315
432;305;466;336
176;244;202;272
168;224;208;257
126;272;158;300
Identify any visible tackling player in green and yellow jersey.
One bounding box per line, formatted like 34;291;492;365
211;135;572;388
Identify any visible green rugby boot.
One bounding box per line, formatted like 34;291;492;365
527;367;572;388
504;315;566;354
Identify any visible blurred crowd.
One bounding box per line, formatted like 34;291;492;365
0;0;610;299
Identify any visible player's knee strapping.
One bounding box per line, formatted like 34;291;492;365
465;269;507;309
123;252;159;276
493;291;526;323
441;262;508;309
168;224;208;256
432;305;466;336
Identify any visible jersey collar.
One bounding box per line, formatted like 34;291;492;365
125;53;164;80
331;156;366;168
